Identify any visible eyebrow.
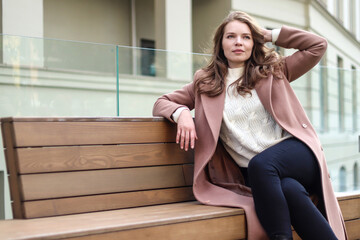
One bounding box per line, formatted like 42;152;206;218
224;32;252;36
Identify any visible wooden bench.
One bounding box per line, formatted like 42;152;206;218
0;117;359;240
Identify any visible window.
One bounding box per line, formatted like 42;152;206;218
335;0;344;23
140;39;156;76
320;58;328;132
349;0;356;34
339;166;347;191
337;56;344;131
352;66;357;131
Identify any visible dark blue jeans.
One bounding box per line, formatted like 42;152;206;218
244;137;337;240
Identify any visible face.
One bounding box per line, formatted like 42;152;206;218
222;20;254;68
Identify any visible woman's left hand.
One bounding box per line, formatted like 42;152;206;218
262;28;272;43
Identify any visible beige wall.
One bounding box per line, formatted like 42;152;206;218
2;0;44;67
2;0;43;37
44;0;131;46
192;0;231;53
154;0;166;50
0;0;2;34
231;0;307;29
0;0;2;63
135;0;155;46
310;3;360;68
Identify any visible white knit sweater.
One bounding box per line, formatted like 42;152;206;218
219;67;292;167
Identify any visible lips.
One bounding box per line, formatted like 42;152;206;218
232;49;244;53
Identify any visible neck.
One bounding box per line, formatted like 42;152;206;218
227;66;244;80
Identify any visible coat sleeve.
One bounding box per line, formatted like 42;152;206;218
275;25;328;82
152;70;199;123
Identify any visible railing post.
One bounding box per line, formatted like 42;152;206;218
116;45;119;117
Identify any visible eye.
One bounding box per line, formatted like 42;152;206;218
244;35;251;40
226;35;234;39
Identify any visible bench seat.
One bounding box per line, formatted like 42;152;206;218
0;201;246;240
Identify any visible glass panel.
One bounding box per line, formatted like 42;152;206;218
0;34;117;117
116;46;210;116
343;69;353;132
354;163;359;190
326;66;340;132
317;67;360;193
339;166;347;192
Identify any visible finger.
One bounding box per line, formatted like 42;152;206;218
176;128;181;144
180;129;185;149
190;131;196;149
184;131;190;151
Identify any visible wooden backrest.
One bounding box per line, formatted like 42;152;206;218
1;117;195;219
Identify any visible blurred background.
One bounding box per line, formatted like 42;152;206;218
0;0;359;219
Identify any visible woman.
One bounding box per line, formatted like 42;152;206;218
153;11;347;240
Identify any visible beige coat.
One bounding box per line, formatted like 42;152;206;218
153;26;347;240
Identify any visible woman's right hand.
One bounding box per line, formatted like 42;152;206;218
262;28;272;43
176;110;198;151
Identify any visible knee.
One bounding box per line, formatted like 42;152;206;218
281;178;308;204
248;155;273;177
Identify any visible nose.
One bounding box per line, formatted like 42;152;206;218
235;36;243;45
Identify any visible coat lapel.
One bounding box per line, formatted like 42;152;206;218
200;89;226;142
255;75;274;117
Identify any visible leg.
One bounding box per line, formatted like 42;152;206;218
281;177;337;240
247;140;295;238
247;138;336;239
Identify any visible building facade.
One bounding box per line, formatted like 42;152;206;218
0;0;359;219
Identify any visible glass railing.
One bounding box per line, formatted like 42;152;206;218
0;34;359;219
320;66;360;193
0;34;117;117
115;45;209;116
0;34;210;117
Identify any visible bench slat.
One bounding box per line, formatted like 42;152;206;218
12;121;177;147
68;214;246;240
20;165;189;200
182;164;194;186
0;202;245;240
23;187;195;218
338;196;360;220
16;143;193;174
1;117;165;123
344;218;360;240
65;219;360;240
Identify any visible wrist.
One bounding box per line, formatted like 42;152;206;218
172;107;189;123
266;30;272;43
271;29;281;44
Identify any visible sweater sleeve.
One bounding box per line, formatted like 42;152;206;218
271;29;281;44
172;106;189;123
